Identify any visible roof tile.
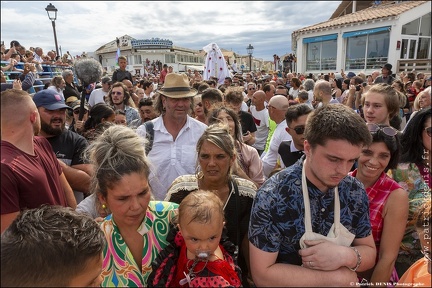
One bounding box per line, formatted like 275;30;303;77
293;1;427;35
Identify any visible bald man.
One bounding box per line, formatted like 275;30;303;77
1;89;76;233
261;95;292;177
314;80;339;108
250;90;270;155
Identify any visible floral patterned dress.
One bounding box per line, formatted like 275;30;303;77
100;201;178;287
389;162;431;276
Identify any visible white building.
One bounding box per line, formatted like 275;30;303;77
94;35;205;75
291;1;431;75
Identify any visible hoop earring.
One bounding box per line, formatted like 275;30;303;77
195;165;204;180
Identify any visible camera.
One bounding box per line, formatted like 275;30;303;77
355;85;361;91
362;82;367;87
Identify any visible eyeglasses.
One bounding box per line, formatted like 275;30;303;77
366;123;398;137
424;127;432;137
421;249;431;262
289;125;305;135
73;109;88;115
111;91;123;96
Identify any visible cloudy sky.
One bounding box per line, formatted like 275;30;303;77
1;1;341;61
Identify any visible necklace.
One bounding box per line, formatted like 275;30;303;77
179;258;209;286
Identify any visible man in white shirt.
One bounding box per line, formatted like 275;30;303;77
261;95;291;177
136;73;207;200
88;76;112;108
250;90;270;156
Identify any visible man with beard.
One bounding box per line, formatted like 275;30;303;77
128;98;158;129
1;89;76;233
106;82;140;125
33;89;91;204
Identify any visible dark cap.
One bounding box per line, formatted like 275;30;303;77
382;63;392;70
347;72;356;78
71;100;89;111
101;76;112;84
33;89;71;110
10;40;21;48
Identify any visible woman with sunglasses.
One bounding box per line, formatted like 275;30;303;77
193;94;206;124
68;100;89;135
349;123;408;285
389;107;431;277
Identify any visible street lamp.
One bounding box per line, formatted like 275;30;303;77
45;3;59;57
246;44;254;72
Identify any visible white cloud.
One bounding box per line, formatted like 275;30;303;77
1;1;341;60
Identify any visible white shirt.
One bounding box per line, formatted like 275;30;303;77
136;115;207;200
250;106;270;151
88;88;108;107
240;101;249;112
261;120;292;177
289;87;299;99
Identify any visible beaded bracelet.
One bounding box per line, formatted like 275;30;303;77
348;247;362;272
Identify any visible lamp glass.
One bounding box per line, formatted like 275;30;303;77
246;44;254;55
45;3;58;21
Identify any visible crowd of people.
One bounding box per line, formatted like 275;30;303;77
1;39;431;287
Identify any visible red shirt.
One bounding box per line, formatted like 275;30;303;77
1;137;67;214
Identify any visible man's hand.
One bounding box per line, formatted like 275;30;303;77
299;240;351;271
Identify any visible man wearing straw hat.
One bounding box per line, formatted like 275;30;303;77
136;73;207;200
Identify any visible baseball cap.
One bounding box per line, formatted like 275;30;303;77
65;96;79;105
33;89;71;110
71;100;89;111
101;76;112;85
347;72;356;78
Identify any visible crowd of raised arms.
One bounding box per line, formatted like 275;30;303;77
1;39;431;287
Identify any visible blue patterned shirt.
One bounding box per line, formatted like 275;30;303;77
249;157;371;266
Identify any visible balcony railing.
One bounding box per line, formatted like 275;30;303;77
397;59;431;73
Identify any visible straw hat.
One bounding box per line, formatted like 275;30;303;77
159;73;197;98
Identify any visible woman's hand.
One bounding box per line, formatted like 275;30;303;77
74;120;85;133
12;79;22;90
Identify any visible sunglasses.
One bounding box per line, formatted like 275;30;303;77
73;109;88;115
366;123;398;137
289;125;305;135
249;88;256;90
425;127;432;137
111;91;123;96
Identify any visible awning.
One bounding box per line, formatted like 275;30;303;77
303;34;338;44
343;26;391;38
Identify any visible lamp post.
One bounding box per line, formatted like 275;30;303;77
45;3;59;57
246;44;254;72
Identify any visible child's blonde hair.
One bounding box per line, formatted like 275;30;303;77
178;190;224;225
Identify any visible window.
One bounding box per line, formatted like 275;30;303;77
165;54;175;63
402;18;420;35
133;55;142;64
305;39;337;71
345;29;389;70
401;13;431;60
